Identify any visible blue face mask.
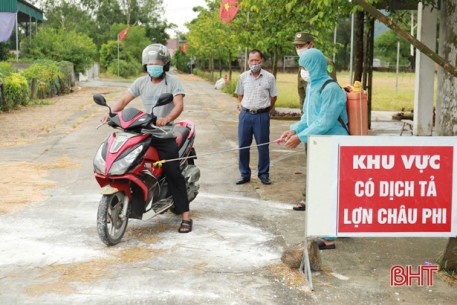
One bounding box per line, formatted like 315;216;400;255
147;65;164;78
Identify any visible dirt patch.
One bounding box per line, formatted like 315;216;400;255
0;157;79;215
0;86;123;214
0;86;123;148
128;222;174;244
26;246;161;296
0;162;54;214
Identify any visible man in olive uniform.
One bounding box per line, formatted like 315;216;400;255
294;32;337;114
292;32;337;211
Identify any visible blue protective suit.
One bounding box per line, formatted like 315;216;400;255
290;49;348;143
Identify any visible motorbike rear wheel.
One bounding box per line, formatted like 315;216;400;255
97;192;129;246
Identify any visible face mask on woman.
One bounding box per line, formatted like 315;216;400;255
300;69;310;82
147;65;164;78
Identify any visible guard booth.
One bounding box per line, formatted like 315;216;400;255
0;0;44;61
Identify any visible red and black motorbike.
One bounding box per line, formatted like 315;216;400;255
93;93;200;246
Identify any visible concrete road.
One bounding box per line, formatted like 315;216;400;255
0;73;455;305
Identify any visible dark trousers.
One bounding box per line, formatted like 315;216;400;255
153;138;189;214
238;110;270;179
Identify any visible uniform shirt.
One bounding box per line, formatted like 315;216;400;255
235;69;278;110
128;74;185;120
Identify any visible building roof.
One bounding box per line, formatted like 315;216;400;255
0;0;44;22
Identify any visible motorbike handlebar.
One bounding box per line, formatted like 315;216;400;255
150;115;157;126
107;119;116;127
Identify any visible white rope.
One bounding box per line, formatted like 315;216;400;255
155;139;285;165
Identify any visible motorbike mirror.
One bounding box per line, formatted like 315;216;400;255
155;93;174;107
93;94;113;114
93;94;107;106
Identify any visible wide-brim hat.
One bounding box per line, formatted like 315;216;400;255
293;32;314;45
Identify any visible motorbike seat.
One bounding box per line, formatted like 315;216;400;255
173;125;191;149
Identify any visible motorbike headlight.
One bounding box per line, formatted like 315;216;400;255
93;142;106;174
109;144;144;175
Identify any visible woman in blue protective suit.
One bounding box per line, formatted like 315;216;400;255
279;48;349;250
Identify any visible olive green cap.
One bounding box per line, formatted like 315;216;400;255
293;32;314;45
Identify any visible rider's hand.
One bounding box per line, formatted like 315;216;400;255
101;112;110;124
280;130;296;142
155;117;169;127
285;135;301;149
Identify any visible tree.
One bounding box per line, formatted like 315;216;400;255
233;0;354;77
89;0;125;48
334;17;353;70
374;30;411;66
117;25;150;63
172;48;191;74
186;1;239;80
119;0;163;25
116;0;171;43
0;43;10;61
436;0;457;273
289;0;354;58
353;10;365;82
40;0;170;49
99;25;150;77
21;28;97;74
42;0;96;33
186;5;218;78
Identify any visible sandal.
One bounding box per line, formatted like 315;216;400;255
317;238;336;250
292;200;306;211
178;219;193;233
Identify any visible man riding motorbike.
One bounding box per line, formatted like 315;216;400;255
101;43;193;233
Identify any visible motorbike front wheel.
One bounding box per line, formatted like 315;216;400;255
97;192;129;246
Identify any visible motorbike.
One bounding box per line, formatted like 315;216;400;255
93;93;200;246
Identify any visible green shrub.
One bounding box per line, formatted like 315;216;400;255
0;43;9;61
58;61;75;94
172;49;191;73
23;60;63;98
2;73;30;110
0;61;14;78
100;40;123;69
21;28;97;74
107;59;141;78
222;79;238;97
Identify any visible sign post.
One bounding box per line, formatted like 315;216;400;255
302;136;457;288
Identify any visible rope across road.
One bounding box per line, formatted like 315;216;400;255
153;138;287;167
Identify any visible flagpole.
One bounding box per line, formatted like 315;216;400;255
244;11;249;71
15;12;19;62
117;34;120;77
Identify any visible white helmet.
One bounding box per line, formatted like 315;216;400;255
142;44;171;71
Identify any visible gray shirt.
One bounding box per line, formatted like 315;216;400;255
128;74;185;120
235;69;278;110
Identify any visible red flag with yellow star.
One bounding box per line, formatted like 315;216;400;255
220;0;239;24
119;28;129;41
180;43;188;53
